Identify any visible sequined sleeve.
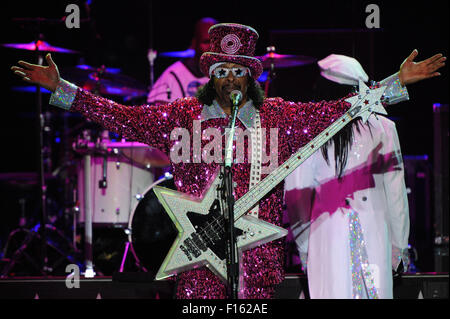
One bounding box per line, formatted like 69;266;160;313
49;79;78;110
49;79;183;156
379;72;410;105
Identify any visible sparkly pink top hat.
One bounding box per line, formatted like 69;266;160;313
199;23;263;80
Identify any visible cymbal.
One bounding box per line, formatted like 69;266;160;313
81;82;147;97
120;145;170;168
257;71;269;83
159;48;195;58
74;141;170;168
75;64;121;74
0;172;56;190
12;17;64;24
60;65;147;98
0;172;55;181
256;52;316;69
11;86;51;94
12;17;91;25
1;40;80;54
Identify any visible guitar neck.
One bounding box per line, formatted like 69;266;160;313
234;109;356;220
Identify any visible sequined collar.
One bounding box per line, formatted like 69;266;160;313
200;99;258;129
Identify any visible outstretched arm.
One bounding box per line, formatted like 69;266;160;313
11;53;60;92
398;49;446;86
282;50;446;155
10;54;179;156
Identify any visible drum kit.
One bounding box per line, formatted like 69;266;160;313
1;29;174;277
1;21;317;278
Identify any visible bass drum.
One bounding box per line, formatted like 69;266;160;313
129;178;178;276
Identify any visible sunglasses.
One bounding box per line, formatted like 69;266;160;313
213;67;249;79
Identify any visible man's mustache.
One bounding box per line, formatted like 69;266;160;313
222;84;241;91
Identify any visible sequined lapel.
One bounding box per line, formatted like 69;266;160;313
237;100;258;129
200;99;257;129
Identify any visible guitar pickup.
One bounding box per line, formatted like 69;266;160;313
191;232;208;252
183;238;201;258
348;105;361;118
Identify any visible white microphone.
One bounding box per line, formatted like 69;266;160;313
229;90;242;107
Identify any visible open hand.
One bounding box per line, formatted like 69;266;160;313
11;53;60;92
398;49;446;86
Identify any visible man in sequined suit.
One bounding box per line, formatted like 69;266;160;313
11;23;445;299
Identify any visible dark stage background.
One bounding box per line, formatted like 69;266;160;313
0;1;448;276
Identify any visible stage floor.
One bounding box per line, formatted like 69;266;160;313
0;273;447;299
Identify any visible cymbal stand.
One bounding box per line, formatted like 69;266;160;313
82;154;95;277
119;173;173;273
148;49;157;91
0;198;46;277
264;46;277;97
34;43;51;274
147;0;157;91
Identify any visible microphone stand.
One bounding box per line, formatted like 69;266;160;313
222;96;240;299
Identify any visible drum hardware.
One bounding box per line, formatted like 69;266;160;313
71;132;173;274
148;49;157;93
3;27;81;275
4;16;168;276
60;64;148;100
99;155;108;189
72;202;80;250
255;47;317;69
1;39;80;54
0;174;80;277
1;223;79;277
255;46;317;97
3;17;156;277
73;143;170;171
0;193;44;277
125;171;173;242
148;0;155;92
158;48;195;58
263;46;277;97
10;86;52;94
99;131;109;189
119;172;173;273
82;153;95;278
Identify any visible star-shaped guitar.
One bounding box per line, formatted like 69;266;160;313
153;170;288;281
